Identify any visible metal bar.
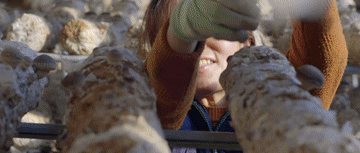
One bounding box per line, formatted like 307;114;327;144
15;123;242;151
165;130;241;151
15;123;65;140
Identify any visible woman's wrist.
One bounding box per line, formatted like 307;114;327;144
167;25;198;54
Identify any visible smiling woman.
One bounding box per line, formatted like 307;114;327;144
141;0;348;152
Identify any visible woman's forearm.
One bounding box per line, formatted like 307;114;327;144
286;0;348;109
146;19;203;129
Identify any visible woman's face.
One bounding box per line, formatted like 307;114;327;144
195;37;250;99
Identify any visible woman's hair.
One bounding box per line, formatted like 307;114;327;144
138;0;178;56
139;0;255;58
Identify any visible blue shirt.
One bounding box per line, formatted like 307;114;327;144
171;101;242;153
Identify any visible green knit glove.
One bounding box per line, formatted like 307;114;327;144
169;0;260;43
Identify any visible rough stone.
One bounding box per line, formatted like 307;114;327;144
83;0;112;15
219;46;360;153
57;47;169;153
5;14;51;52
0;7;11;33
12;109;52;151
0;41;48;152
48;6;82;25
59;19;108;55
22;0;56;12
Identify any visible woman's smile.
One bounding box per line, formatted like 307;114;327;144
198;58;215;72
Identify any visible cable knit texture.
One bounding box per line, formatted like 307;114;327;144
286;0;348;109
145;20;203;129
205;107;227;127
146;0;348;130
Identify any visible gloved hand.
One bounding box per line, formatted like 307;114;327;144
169;0;260;43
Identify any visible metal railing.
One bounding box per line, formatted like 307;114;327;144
12;65;360;151
15;123;242;151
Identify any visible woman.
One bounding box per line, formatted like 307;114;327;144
141;0;348;152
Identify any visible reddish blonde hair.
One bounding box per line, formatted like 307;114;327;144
138;0;178;57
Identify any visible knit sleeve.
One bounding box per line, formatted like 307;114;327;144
145;19;203;130
286;0;348;109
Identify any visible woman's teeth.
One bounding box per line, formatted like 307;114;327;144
199;59;214;67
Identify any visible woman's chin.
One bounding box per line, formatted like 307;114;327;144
198;63;215;73
195;84;223;98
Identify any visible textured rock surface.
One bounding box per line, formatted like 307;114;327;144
83;0;112;15
59;19;108;55
336;0;360;66
22;0;56;12
254;0;293;55
1;0;360;152
219;46;360;153
6;13;51;52
57;47;170;153
0;4;11;33
12;109;52;152
0;0;149;56
0;40;48;151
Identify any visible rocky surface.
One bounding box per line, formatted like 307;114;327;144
220;46;360;153
256;0;360;63
57;47;170;153
0;0;150;151
0;0;360;152
0;40;49;151
0;0;149;56
6;13;51;52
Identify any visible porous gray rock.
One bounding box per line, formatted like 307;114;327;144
336;0;360;66
0;46;24;69
219;46;360;153
343;14;360;65
57;47;169;153
0;6;11;33
0;41;48;152
32;55;57;79
12;109;52;152
337;0;357;14
83;11;97;21
22;0;56;12
296;65;325;90
59;19;109;55
41;84;69;124
254;0;293;55
125;19;144;55
5;13;51;52
350;87;360;116
112;0;140;25
55;0;86;14
48;6;82;25
83;0;112;15
0;40;37;61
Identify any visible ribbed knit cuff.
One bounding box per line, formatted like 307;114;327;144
205;106;227;123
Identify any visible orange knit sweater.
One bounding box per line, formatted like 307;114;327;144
145;0;348;130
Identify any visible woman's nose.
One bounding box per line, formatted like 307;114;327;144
204;37;220;51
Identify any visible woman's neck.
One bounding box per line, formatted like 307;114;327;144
198;90;227;107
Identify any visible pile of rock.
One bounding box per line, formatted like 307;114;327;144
220;46;360;153
256;0;360;64
57;47;170;153
1;0;360;152
0;0;150;152
0;40;52;152
0;0;150;57
330;74;360;139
